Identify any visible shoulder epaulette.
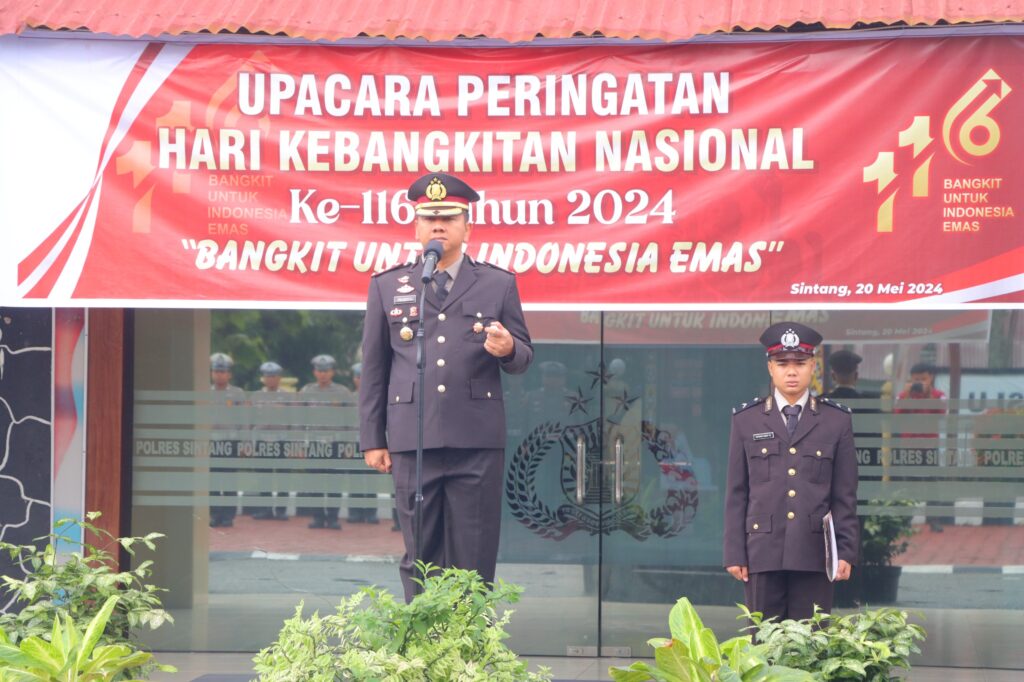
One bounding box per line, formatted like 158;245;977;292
479;260;513;275
732;396;765;415
371;261;411;277
819;396;852;413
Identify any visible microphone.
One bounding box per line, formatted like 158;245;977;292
420;240;443;283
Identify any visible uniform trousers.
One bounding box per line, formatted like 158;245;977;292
391;447;504;602
209;440;238;525
744;570;833;623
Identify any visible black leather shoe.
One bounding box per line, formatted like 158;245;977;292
325;519;342;530
308;518;325;529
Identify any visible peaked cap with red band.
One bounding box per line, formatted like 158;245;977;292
759;321;822;358
408;172;480;216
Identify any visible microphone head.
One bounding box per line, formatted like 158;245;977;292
424;240;444;259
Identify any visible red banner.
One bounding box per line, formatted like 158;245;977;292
8;36;1024;307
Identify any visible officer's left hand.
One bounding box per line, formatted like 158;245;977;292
484;321;514;358
835;559;852;581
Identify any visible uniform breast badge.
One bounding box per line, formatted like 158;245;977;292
400;326;414;341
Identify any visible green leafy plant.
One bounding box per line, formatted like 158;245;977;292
860;499;917;566
0;513;172;654
746;605;926;681
609;597;813;682
0;595;174;681
253;563;551;681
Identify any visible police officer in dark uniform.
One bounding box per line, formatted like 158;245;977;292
825;349;881;471
301;354;353;530
251;361;289;520
825;350;864;401
359;172;533;601
208;352;246;528
723;322;859;622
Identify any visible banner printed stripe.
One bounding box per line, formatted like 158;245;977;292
16;196;89;286
932;245;1024;295
60;44;193;300
916;273;1024;304
25;186;104;299
17;43;165;290
898;245;1024;305
974;289;1024;304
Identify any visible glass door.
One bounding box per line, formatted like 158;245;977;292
598;312;765;655
499;311;603;655
131;308;402;651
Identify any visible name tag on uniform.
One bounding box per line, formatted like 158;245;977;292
393;294;417;304
753;431;775;441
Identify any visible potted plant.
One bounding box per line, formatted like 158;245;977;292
253;563;551;681
837;498;916;606
0;513;173;642
609;597;813;681
0;512;174;679
0;596;175;681
747;604;926;681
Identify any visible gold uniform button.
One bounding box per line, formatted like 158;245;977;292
816;450;822;457
437;384;446;393
436;358;445;367
438;313;447;321
787;511;795;520
789;447;797;454
487;391;492;398
476;312;483;318
395;396;400;402
788;490;796;498
437;335;446;344
752;523;759;530
788;468;797;476
761;447;768;454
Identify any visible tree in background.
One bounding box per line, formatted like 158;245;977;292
212;311;364;391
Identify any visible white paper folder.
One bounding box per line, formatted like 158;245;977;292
823;511;839;582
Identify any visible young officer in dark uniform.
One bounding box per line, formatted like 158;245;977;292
825;349;864;401
359;172;533;601
723;322;859;622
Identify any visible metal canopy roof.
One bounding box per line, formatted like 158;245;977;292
1;0;1023;42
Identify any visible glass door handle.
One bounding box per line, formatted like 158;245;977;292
614;435;624;505
576;434;587;505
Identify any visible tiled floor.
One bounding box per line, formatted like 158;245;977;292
152;652;1021;681
208;513;405;556
896;523;1024;566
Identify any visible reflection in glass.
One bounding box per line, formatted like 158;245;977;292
128;308;1024;668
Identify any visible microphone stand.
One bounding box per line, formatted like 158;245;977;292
413;268;430;596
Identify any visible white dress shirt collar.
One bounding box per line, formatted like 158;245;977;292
775;388;810;418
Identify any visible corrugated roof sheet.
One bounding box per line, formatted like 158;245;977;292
1;0;1023;42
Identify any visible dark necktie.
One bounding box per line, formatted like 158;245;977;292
434;271;450;302
782;404;801;439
